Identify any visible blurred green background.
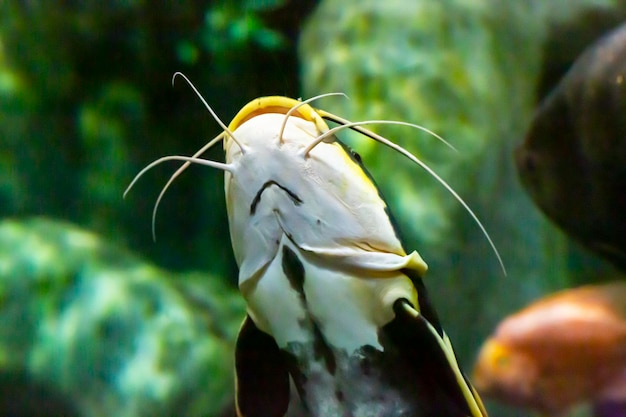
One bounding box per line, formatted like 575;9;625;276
0;1;624;416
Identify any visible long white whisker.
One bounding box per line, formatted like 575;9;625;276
124;152;233;240
172;72;248;154
303;117;506;276
123;134;226;199
390;139;505;276
302;117;456;156
149;132;226;241
124;155;233;199
278;92;348;144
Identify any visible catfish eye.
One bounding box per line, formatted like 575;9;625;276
351;150;362;163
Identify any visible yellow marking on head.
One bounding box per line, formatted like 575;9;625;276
228;96;329;133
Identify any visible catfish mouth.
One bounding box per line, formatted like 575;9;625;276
249;180;303;215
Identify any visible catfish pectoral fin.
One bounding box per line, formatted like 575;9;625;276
382;299;487;417
235;315;290;417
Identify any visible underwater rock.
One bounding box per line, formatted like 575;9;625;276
516;23;626;270
473;281;626;416
0;217;245;417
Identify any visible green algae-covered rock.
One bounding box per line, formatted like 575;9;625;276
0;217;244;417
300;1;624;415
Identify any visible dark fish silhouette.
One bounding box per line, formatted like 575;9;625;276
515;23;626;269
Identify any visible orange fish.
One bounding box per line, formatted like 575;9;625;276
473;282;626;416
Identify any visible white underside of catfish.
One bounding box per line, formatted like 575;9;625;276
247;233;417;352
225;113;427;289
